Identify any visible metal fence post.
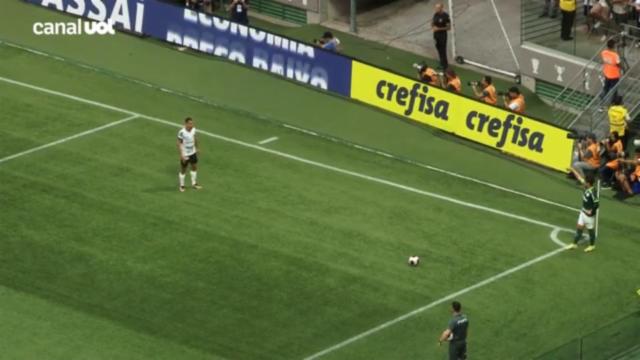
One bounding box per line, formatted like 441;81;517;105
350;0;357;33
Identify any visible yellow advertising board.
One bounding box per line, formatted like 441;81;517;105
350;61;574;172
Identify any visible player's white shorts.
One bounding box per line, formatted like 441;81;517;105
577;212;595;230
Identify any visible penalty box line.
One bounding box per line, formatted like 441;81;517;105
0;114;138;164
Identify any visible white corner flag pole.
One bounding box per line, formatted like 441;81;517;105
595;179;601;239
448;0;457;60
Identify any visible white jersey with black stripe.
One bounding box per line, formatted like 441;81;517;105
178;127;197;156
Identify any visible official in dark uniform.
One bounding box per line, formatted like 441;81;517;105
431;3;451;70
439;301;469;360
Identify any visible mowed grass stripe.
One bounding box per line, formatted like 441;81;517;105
1;116;559;359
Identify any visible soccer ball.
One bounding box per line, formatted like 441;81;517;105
408;256;420;266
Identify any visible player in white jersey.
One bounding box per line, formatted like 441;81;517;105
177;117;202;192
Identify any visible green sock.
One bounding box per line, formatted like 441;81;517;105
589;229;596;246
574;229;583;244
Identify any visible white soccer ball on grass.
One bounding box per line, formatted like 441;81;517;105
408;256;420;266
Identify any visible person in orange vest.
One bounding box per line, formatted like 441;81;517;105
471;76;497;105
572;133;601;181
503;86;526;114
600;131;625;188
560;0;577;40
615;147;640;195
444;68;462;93
601;39;622;99
417;64;440;87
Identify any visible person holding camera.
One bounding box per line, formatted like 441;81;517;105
228;0;249;25
444;68;461;93
502;87;526;114
600;131;625;188
314;32;341;52
414;63;440;86
471;76;497;105
572;133;602;181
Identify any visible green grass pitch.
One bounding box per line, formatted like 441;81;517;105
1;2;640;359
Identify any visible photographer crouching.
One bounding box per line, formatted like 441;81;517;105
413;62;441;87
313;32;341;53
470;76;497;105
501;86;526;114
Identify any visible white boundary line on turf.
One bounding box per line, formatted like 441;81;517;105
0;76;573;234
0;115;137;164
0;40;580;214
0;75;576;359
282;124;580;213
258;136;279;145
304;239;567;360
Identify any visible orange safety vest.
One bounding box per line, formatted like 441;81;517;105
484;85;497;105
448;76;462;93
601;49;621;79
509;95;526;114
587;142;601;168
422;68;439;86
606;140;624;169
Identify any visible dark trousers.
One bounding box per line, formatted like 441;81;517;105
449;340;467;360
601;77;620;99
561;10;576;40
434;32;448;69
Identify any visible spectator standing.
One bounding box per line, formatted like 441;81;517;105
471;76;498;105
431;3;451;70
541;0;560;17
601;39;622;99
608;94;631;143
503;87;526;114
560;0;578;40
228;0;249;25
444;69;462;93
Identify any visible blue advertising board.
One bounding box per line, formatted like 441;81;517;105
26;0;352;96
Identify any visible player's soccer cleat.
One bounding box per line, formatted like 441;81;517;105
179;186;185;193
584;245;596;253
565;244;578;250
192;184;202;190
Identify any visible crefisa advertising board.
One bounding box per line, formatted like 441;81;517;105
26;0;573;172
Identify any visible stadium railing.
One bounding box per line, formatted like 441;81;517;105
534;310;640;360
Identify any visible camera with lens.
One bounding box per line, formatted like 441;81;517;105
412;62;424;70
634;139;640;147
468;81;479;87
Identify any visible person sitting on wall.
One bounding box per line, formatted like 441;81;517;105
415;63;441;86
572;133;602;182
314;32;341;52
600;131;625;188
471;76;497;105
615;147;640;196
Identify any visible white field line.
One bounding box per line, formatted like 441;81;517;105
0;76;576;359
303;242;567;360
258;136;279;145
282;124;580;213
0;40;580;214
0;115;137;164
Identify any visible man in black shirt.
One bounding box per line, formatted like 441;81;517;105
432;3;451;70
439;301;469;360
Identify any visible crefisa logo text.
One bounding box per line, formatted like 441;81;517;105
33;19;116;36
